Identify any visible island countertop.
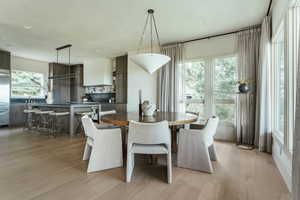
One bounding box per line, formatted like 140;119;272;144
30;103;101;136
31;103;101;108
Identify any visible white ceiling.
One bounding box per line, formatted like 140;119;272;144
0;0;269;63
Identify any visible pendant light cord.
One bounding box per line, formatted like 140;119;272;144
152;14;161;50
137;9;162;54
150;13;153;54
137;14;150;53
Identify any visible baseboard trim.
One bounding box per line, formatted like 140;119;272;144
273;151;292;192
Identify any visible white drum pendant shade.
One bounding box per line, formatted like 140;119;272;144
131;53;170;74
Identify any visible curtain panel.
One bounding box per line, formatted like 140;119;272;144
157;44;184;112
255;17;272;152
292;5;300;200
236;27;261;145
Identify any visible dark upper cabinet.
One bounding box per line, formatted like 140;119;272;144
115;55;128;104
49;63;84;104
70;64;84;102
0;50;11;70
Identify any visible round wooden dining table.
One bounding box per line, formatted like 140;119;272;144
102;112;198;152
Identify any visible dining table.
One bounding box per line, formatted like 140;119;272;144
101;111;198;152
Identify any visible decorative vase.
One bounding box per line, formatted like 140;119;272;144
238;83;250;94
141;100;156;116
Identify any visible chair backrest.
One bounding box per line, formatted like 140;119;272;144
99;110;116;117
81;115;98;139
99;110;116;122
205;116;219;137
128;120;170;148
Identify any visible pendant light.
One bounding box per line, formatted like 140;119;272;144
131;9;170;74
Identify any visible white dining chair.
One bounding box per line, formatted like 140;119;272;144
96;110;119;129
81;115;123;173
177;117;219;173
126;120;172;184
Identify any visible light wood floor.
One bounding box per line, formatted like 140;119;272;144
0;127;290;200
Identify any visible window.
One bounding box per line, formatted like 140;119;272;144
11;70;45;98
182;56;237;123
273;26;285;137
274;30;285;134
271;6;300;154
183;61;205;118
214;56;237;123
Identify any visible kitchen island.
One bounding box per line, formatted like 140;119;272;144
31;103;100;136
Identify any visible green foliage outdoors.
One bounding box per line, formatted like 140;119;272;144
11;70;44;97
184;57;237;122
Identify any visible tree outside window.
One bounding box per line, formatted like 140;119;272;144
11;70;45;98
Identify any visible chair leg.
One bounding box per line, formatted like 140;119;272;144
167;152;172;184
82;143;92;160
126;152;134;183
202;147;214;173
208;144;217;161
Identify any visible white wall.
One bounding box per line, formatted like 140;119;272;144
184;35;237;142
127;51;157;112
184;34;237;59
11;55;49;78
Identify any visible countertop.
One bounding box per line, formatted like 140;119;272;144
31;102;124;108
31;104;96;108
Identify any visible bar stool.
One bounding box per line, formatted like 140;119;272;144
31;109;42;131
35;110;54;133
23;109;40;131
75;111;93;135
49;112;70;137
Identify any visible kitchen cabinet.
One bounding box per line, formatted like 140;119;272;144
49;63;84;104
115;55;127;104
83;58;112;86
0;50;10;70
9;103;26;126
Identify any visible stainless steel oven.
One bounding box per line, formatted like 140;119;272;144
0;69;10;126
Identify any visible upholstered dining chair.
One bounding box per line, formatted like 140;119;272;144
126;120;172;184
81;115;123;173
96;110;119;129
177;117;219;173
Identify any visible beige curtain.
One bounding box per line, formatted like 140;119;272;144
255;17;272;152
292;6;300;200
157;44;184;112
236;27;261;145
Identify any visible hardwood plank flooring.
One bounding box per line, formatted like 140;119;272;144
0;127;290;200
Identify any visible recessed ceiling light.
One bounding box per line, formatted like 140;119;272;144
24;25;32;29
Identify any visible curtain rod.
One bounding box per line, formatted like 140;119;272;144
178;0;272;45
180;24;260;44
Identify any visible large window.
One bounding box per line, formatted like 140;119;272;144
184;60;205;118
183;56;237;123
214;56;237;123
273;26;285;137
11;70;45;98
272;5;299;153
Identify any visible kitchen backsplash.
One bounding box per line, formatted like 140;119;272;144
85;85;114;94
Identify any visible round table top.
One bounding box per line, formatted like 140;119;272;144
101;112;198;126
